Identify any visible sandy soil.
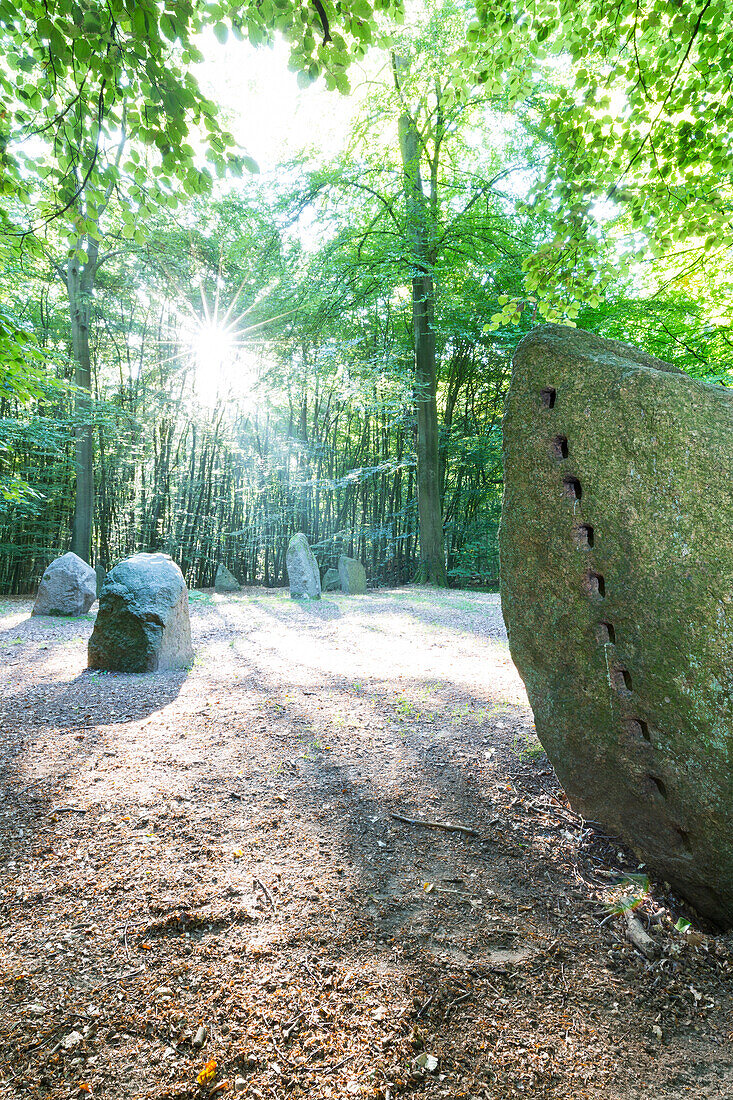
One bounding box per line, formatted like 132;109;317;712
1;586;732;1100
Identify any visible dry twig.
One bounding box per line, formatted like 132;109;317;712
391;812;479;837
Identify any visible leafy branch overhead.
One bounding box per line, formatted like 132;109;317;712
465;0;733;326
1;0;404;221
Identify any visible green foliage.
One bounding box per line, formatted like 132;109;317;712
1;0;404;221
2;0;732;593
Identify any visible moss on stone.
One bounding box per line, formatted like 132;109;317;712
500;324;733;925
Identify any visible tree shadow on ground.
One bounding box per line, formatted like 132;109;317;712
0;664;188;852
0;588;729;1100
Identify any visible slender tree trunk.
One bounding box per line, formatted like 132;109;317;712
67;258;95;563
398;111;447;585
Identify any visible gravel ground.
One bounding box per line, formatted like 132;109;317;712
1;586;733;1099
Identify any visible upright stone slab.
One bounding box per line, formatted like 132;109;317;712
338;555;367;595
323;568;341;592
32;552;97;616
500;323;733;925
286;533;321;600
215;563;241;593
88;553;194;672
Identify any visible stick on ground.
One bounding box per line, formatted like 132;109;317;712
391;812;479;837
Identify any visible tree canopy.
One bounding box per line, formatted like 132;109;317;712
1;0;732;590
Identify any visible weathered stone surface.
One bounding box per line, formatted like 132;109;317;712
215;563;241;593
88;552;194;672
32;552;97;617
500;323;733;925
338;555;367;595
286;533;321;600
322;568;341;592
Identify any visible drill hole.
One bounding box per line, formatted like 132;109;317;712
675;827;692;853
614;667;633;694
586;571;605;598
574;524;594;549
649;776;668;800
627;718;651;742
563;476;582;501
596;621;616;645
540;387;556;408
551;435;569;460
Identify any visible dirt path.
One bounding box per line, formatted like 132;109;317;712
1;587;732;1099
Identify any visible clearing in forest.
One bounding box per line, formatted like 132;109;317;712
0;587;732;1099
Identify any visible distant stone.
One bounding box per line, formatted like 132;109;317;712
88;553;194;673
95;563;106;597
286;533;321;600
215;563;241;593
338;555;367;595
32;552;97;617
322;568;341;592
500;323;733;925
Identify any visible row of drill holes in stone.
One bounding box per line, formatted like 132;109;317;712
543;386;673;820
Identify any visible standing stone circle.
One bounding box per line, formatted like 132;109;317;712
286;533;321;600
338;555;367;595
88;552;194;672
32;552;97;617
500;323;733;925
215;563;241;593
322;568;341;592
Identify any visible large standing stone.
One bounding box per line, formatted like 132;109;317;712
338;554;367;595
32;552;97;617
88;553;194;672
322;568;341;592
500;323;733;925
215;563;241;593
286;533;321;600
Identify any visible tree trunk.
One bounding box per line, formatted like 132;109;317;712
67;258;95;563
398;111;447;585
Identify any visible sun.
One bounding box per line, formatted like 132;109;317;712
163;271;292;407
190;320;238;403
192;320;237;373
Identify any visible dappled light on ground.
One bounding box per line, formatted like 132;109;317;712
1;588;732;1099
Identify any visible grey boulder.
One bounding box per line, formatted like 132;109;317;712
32;552;97;617
88;552;194;672
286;533;321;600
338;554;367;595
215;563;241;593
322;568;341;592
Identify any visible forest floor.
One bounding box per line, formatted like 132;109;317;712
1;587;733;1100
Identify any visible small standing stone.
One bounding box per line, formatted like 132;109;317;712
322;568;341;592
88;552;194;672
215;563;241;593
95;563;106;597
338;554;367;595
32;552;97;617
286;533;321;600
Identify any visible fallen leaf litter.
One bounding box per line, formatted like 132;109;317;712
1;588;733;1099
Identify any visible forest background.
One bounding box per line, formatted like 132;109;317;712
2;0;732;595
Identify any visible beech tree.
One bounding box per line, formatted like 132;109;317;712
0;0;404;546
